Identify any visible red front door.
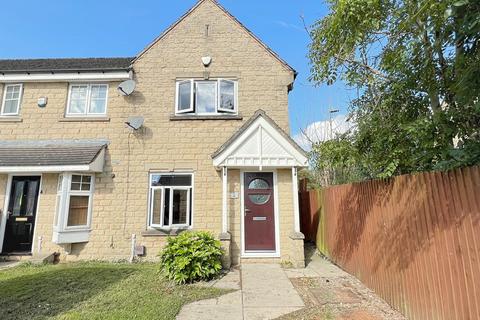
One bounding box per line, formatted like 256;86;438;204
244;172;276;251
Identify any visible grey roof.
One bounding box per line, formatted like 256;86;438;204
211;109;307;159
0;140;109;167
0;57;134;73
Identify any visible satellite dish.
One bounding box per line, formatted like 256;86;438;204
118;80;136;96
125;116;144;130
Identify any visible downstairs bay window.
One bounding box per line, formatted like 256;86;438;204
53;173;94;244
149;173;193;229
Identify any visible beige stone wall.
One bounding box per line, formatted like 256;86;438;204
0;0;301;264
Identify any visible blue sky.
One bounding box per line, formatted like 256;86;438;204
0;0;352;140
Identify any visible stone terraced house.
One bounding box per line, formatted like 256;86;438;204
0;0;308;268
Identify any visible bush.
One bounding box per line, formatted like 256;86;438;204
159;231;223;284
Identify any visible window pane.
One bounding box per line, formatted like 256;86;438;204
71;175;91;191
11;181;25;216
81;176;92;191
249;194;271;205
54;194;61;227
196;82;216;114
6;85;20;99
152;189;163;225
178;81;192;111
163;189;170;226
3;100;19;114
88;85;107;114
25;181;39;216
67;195;89;226
172;189;188;225
248;178;270;189
151;175;192;187
71;182;81;191
219;80;235;111
80;182;91;191
57;175;63;192
90;85;107;99
89;99;106;114
69;86;88;114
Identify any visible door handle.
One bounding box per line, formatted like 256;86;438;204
244;208;251;216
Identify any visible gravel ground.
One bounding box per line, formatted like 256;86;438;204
278;248;407;320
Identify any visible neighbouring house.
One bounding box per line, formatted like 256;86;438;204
0;0;308;268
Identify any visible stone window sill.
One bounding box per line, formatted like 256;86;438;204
141;228;187;237
59;117;110;123
0;116;22;123
170;114;243;121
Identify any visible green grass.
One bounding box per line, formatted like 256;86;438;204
0;262;227;320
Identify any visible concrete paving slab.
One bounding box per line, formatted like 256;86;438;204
305;256;350;279
241;264;304;308
195;268;241;290
176;291;243;320
0;261;20;270
213;268;241;290
283;267;320;278
243;307;302;320
177;263;306;319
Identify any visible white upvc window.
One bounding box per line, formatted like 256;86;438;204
149;173;193;229
54;173;94;232
66;83;108;116
175;79;238;115
1;83;23;116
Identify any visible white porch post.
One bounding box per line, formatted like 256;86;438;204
222;166;228;233
292;167;301;233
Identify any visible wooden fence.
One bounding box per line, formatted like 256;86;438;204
300;166;480;320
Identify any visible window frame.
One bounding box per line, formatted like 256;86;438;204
194;80;219;116
174;79;238;116
54;173;95;232
175;80;194;114
66;83;109;117
1;83;23;116
217;79;237;114
148;172;194;229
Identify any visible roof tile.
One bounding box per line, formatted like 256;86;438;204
0;57;134;73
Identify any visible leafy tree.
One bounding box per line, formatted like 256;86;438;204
308;0;480;185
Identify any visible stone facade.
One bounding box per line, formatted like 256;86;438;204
0;0;304;266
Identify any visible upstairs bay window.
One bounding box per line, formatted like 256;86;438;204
149;173;193;229
1;84;23;116
175;79;237;115
66;84;108;117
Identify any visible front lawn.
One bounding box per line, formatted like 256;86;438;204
0;262;226;320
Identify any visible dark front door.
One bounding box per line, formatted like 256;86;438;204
244;172;276;251
2;176;41;254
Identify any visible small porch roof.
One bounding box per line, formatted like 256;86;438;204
0;139;108;173
212;110;308;169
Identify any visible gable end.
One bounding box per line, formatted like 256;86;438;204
132;0;296;77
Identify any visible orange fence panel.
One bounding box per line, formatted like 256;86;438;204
300;166;480;320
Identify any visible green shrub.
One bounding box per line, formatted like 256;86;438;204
159;231;223;284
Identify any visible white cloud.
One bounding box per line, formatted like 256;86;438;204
274;20;304;32
293;114;353;151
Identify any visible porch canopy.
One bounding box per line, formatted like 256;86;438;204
0;139;108;173
212;109;308;169
212;110;308;235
